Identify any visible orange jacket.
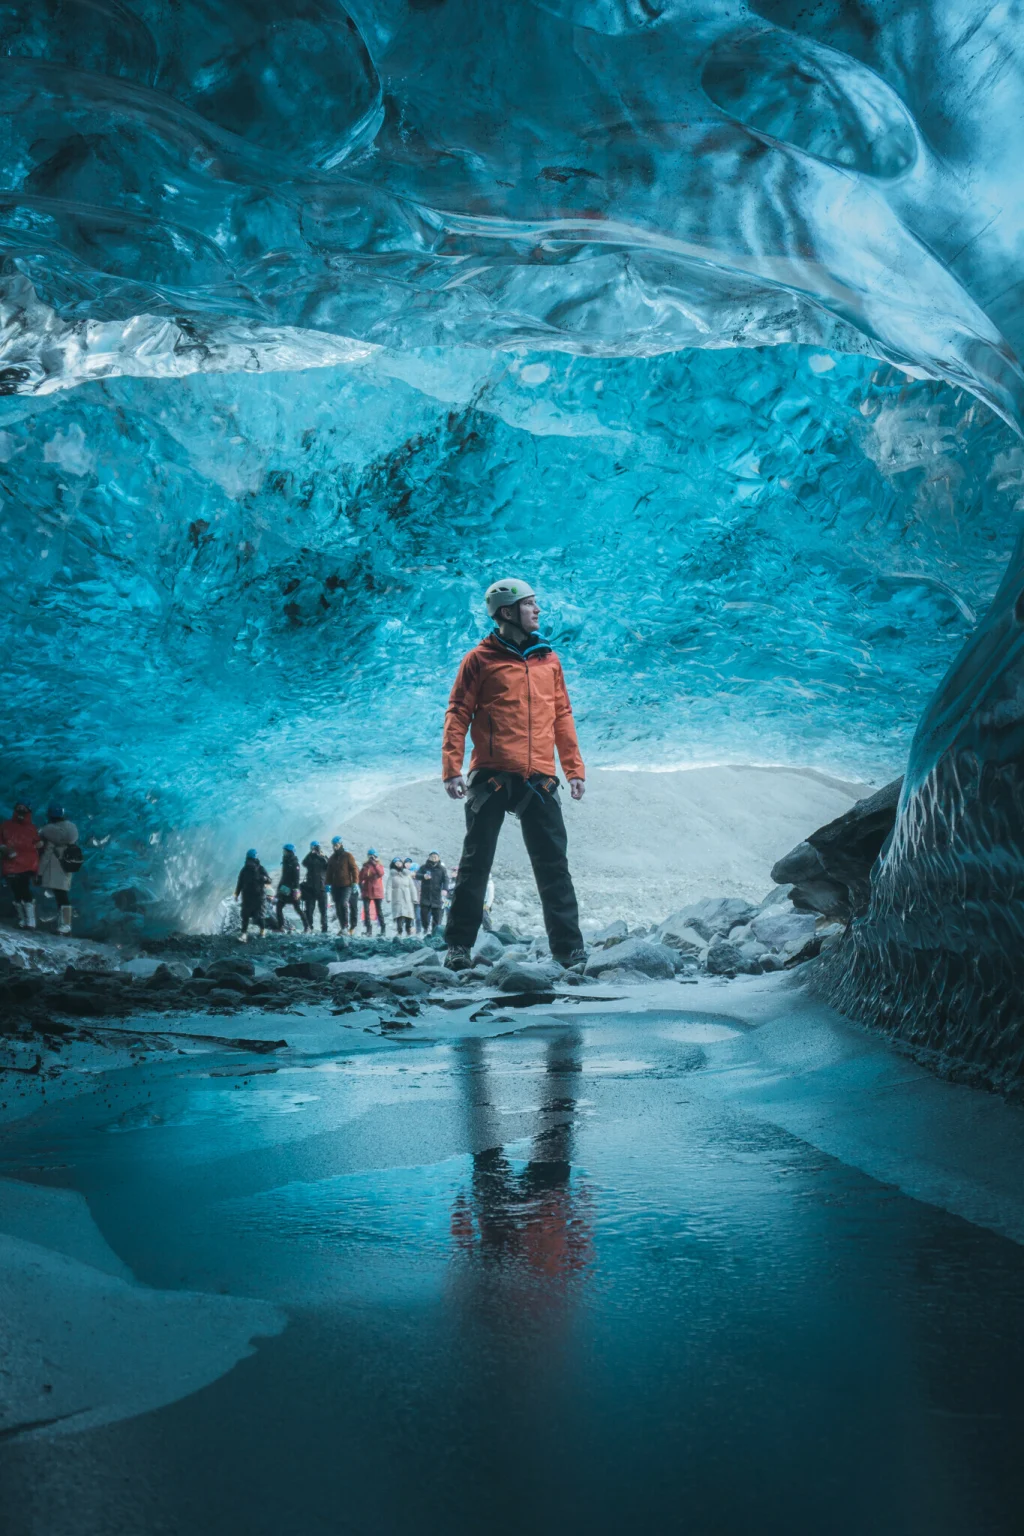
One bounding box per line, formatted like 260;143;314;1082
442;633;585;783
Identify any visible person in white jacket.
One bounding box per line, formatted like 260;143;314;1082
386;859;417;936
37;803;80;935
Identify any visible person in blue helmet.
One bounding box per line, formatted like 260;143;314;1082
418;850;448;935
359;848;386;936
276;843;307;933
301;840;330;934
326;836;360;936
235;848;271;941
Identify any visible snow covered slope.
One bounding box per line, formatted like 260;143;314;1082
333;765;869;933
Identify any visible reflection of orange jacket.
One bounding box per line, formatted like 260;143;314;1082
442;634;585;783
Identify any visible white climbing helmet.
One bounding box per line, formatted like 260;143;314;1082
484;577;535;618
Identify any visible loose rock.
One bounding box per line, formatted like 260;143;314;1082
584;938;676;980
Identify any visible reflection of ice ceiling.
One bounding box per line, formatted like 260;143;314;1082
1;1;1023;955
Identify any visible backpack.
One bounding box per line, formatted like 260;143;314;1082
59;843;84;874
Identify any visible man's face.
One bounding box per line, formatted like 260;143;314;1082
13;805;28;821
518;596;541;631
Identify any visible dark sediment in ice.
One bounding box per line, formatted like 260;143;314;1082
815;541;1024;1094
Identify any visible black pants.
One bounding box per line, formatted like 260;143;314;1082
240;899;264;934
446;778;582;959
276;892;305;930
422;904;443;935
6;872;34;902
332;885;358;929
362;898;384;932
304;888;329;932
395;915;413;936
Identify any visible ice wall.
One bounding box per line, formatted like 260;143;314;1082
1;1;1021;421
0;0;1023;1080
1;345;1019;931
825;527;1024;1091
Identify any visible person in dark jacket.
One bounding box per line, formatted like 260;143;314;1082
326;837;360;935
419;851;449;935
276;843;307;933
301;841;330;934
235;849;271;941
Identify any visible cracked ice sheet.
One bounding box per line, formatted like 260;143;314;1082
0;1179;284;1442
542;971;1024;1247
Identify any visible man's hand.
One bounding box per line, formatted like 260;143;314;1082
234;893;240;902
445;775;467;800
570;779;585;801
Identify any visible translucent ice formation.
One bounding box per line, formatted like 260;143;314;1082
0;1;1021;421
1;346;1018;932
0;0;1022;1087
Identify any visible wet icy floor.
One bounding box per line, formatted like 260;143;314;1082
2;983;1024;1535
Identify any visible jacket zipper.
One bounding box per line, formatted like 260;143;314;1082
525;655;532;775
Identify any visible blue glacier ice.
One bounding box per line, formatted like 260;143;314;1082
0;1;1023;1077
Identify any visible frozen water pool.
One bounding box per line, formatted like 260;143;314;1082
1;990;1024;1535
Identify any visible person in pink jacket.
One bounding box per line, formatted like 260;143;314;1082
0;802;40;929
358;850;386;936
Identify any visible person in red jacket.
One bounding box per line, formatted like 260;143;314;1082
442;578;586;972
359;849;386;936
0;801;40;930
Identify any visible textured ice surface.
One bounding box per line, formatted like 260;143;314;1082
825;524;1024;1091
1;1;1022;424
1;347;1020;930
1;0;1024;1072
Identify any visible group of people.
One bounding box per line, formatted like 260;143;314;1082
233;841;456;942
3;576;586;975
0;802;83;934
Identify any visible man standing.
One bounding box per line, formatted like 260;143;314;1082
418;851;448;936
326;836;359;935
235;849;271;941
302;841;330;935
442;578;586;971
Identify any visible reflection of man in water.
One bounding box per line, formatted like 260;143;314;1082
450;1031;593;1286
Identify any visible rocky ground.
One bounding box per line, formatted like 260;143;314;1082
0;780;896;1094
0;887;841;1043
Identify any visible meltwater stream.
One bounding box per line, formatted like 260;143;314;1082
1;998;1024;1535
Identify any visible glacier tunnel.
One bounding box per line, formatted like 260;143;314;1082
2;0;1023;1075
5;3;1024;1528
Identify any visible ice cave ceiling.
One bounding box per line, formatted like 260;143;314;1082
0;0;1023;930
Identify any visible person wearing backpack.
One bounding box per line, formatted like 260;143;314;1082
276;843;307;933
234;849;272;941
37;803;81;935
301;841;331;934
